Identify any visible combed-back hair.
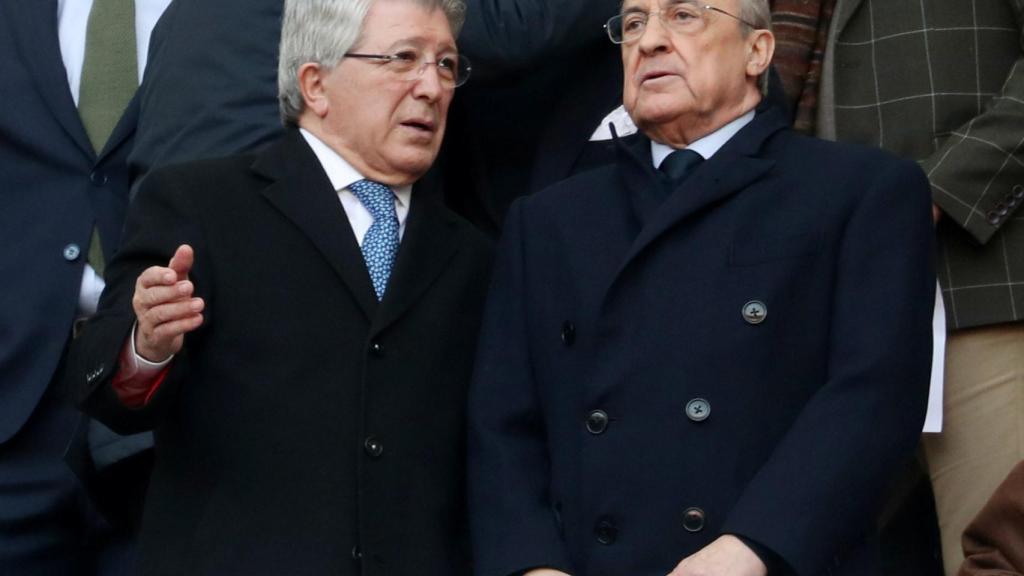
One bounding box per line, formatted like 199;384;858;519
277;0;467;126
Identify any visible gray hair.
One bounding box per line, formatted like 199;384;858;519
738;0;771;35
277;0;467;126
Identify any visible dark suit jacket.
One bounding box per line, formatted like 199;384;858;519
0;0;135;443
468;107;936;576
128;0;285;184
66;130;493;576
442;0;623;234
819;0;1024;330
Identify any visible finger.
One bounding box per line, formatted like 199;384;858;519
142;298;205;328
138;281;194;309
137;265;179;290
168;244;194;281
149;312;204;341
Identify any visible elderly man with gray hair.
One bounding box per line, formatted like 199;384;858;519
467;0;935;574
64;0;492;574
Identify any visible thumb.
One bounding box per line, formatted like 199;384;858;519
168;244;195;281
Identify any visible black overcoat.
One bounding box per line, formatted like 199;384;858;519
66;130;493;576
468;108;936;576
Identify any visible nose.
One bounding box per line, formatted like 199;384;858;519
637;12;672;54
412;62;445;102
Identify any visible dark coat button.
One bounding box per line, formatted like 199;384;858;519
561;321;576;346
363;436;383;458
89;170;108;186
370;341;384;356
595;518;617;545
996;203;1009;216
987;211;1001;225
742;300;767;324
682;507;705;532
63;243;81;261
685;398;710;422
586;410;609;434
351;545;362;560
1013;185;1024;200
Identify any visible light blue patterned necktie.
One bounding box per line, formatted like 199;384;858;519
349;180;399;301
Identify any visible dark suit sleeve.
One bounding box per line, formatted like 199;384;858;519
66;166;212;435
458;0;620;77
721;158;937;574
921;1;1024;244
468;199;572;576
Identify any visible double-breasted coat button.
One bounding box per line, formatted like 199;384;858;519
363;436;383;458
682;507;706;532
370;341;384;356
561;321;576;346
63;243;81;261
685;398;710;422
742;300;767;324
586;410;609;434
594;518;617;545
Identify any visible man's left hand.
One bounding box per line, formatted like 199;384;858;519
667;535;768;576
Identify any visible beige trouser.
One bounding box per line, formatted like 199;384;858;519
922;322;1024;575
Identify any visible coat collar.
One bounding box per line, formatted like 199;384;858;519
254;129;460;333
602;104;786;303
4;0;137;162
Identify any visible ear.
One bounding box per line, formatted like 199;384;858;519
298;62;330;118
745;29;775;78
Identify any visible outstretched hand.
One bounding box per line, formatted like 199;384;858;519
132;244;204;362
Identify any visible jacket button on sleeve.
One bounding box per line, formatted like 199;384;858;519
586;410;609;434
682;507;705;532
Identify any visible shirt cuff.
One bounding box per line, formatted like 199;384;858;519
111;323;173;407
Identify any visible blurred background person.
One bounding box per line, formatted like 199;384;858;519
815;1;1024;573
0;0;169;573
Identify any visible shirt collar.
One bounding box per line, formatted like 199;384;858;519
299;128;412;209
651;109;756;169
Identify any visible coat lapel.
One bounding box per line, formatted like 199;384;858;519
5;0;95;159
370;193;461;335
604;107;787;300
255;131;378;321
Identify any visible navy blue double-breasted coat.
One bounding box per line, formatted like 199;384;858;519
468;107;936;576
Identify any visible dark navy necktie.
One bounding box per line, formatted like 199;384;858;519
349;180;399;301
659;148;704;184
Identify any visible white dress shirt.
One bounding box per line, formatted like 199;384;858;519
299;128;413;244
650;109;755;165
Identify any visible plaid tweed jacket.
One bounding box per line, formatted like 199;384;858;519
817;0;1024;330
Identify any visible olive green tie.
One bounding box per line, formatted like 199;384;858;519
78;0;137;277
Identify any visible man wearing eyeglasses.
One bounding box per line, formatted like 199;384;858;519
64;1;492;574
468;1;935;575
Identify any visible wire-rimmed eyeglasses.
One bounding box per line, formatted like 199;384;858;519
605;0;760;44
343;49;472;88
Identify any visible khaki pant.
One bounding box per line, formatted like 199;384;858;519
922;322;1024;575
